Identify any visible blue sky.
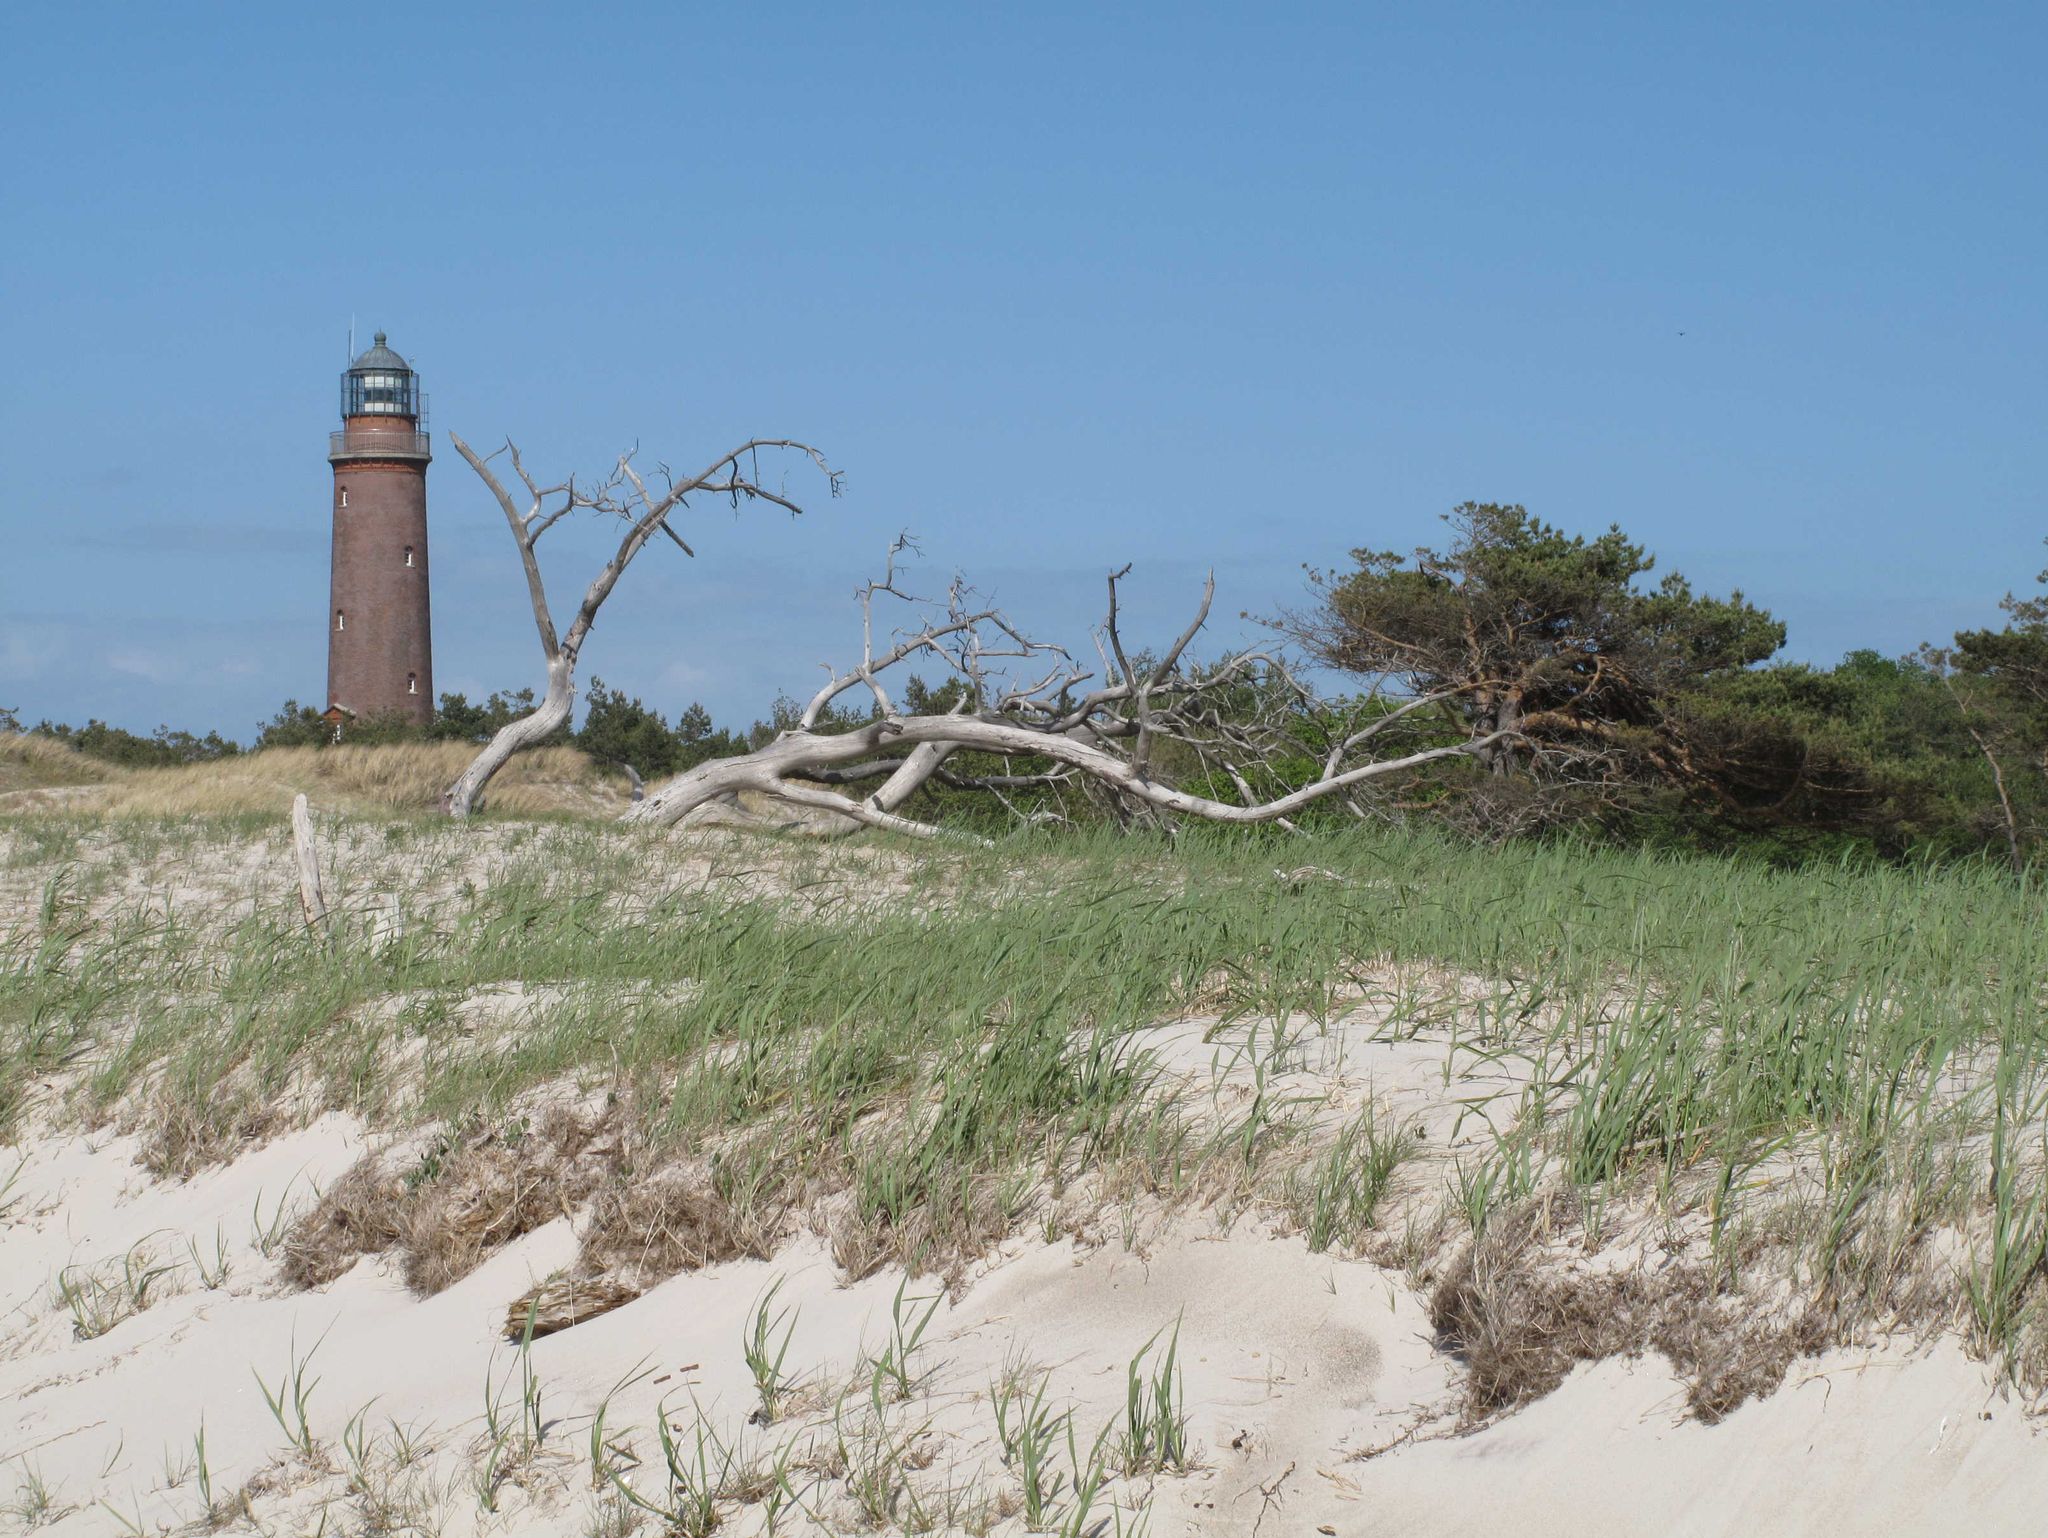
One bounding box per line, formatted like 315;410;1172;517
3;2;2043;739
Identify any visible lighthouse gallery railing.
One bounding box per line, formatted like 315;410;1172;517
329;428;432;460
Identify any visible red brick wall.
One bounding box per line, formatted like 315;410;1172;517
327;430;432;725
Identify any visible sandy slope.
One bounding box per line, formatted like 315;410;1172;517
3;1121;2043;1537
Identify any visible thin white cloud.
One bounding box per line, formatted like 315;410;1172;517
104;646;182;684
653;659;714;692
0;622;66;682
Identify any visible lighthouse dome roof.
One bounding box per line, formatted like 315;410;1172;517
348;331;411;374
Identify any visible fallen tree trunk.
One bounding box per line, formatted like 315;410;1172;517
627;714;1506;833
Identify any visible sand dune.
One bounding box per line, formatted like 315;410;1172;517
4;1117;2041;1536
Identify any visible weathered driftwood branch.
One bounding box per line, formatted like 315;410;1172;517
442;432;838;817
290;793;329;937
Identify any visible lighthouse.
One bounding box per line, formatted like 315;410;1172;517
327;332;433;727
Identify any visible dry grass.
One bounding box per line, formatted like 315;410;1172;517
399;1104;621;1293
108;742;628;818
138;1088;279;1178
830;1164;1025;1284
281;1157;410;1289
0;733;108;797
0;735;627;818
1427;1209;1833;1423
285;1108;777;1341
576;1160;778;1282
283;1103;625;1293
494;1161;779;1339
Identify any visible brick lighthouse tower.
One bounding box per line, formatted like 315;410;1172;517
326;332;433;727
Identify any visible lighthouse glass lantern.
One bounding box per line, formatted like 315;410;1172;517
340;332;423;419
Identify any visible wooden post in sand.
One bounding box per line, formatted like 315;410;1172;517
291;794;329;938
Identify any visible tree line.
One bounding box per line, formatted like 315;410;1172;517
11;503;2046;867
18;681;769;779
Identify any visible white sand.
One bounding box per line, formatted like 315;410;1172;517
4;1120;2043;1536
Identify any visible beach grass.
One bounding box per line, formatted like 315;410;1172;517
5;809;2048;1404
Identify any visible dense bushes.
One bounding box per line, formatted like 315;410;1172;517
1283;512;2048;866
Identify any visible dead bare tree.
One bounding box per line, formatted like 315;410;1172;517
442;431;837;817
625;543;1511;840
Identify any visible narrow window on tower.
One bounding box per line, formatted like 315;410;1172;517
339;487;348;507
408;673;418;695
404;545;414;567
336;610;345;631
